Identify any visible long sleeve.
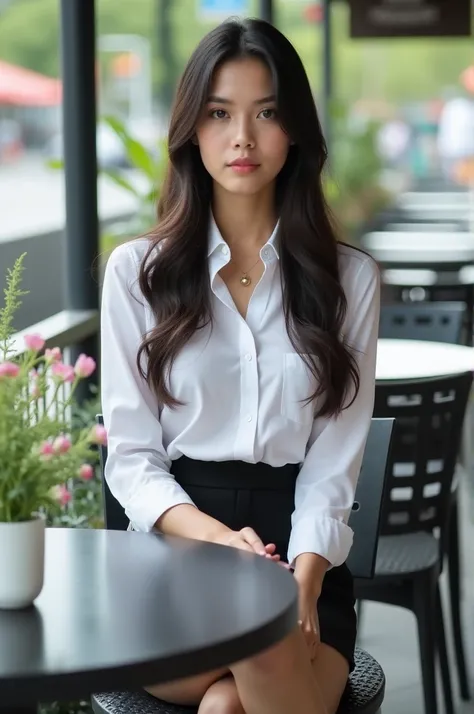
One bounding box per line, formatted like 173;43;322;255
100;242;195;531
287;255;381;568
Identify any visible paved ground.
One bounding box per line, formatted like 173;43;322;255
0;155;139;242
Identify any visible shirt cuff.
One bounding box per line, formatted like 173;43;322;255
125;478;196;532
287;516;354;569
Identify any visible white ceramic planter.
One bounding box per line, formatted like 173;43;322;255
0;517;45;609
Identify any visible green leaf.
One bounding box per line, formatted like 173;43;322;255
102;170;140;197
47;159;64;170
7;486;26;501
102;115;156;179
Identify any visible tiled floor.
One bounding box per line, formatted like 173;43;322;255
357;469;474;713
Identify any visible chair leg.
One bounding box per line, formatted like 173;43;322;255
448;498;471;700
436;584;454;714
414;579;438;714
356;599;364;633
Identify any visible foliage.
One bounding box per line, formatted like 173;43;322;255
0;0;473;104
99;115;168;250
48;384;104;530
325;100;389;238
0;253;104;523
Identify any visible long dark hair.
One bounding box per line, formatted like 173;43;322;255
137;17;360;418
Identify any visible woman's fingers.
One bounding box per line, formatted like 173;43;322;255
240;527;267;555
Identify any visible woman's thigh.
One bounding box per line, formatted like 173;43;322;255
312;642;350;714
144;667;229;706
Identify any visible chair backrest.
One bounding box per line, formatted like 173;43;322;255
374;372;472;543
96;414;129;531
379;301;466;344
96;414;396;579
346;418;395;580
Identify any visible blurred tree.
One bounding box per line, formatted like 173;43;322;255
0;0;472;107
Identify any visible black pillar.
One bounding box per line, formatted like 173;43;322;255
59;0;99;388
156;0;177;112
322;0;332;153
260;0;274;24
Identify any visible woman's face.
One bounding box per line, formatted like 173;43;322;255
195;57;291;197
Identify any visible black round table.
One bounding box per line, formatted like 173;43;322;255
0;528;297;712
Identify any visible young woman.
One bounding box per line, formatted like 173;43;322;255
101;17;380;714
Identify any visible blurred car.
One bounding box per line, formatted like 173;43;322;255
43;122;129;169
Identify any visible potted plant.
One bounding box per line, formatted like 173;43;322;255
0;254;106;609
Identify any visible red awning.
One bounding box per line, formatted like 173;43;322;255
0;61;62;107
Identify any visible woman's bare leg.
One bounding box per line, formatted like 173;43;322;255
198;676;245;714
311;643;350;714
197;638;349;714
230;625;327;714
144;667;228;706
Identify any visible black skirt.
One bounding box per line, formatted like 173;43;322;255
170;455;357;671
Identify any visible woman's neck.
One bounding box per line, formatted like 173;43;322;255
212;186;278;256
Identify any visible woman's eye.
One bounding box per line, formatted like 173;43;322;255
210;109;228;119
259;108;277;119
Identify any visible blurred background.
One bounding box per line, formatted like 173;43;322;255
1;0;474;327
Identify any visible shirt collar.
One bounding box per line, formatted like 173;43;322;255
207;215;280;260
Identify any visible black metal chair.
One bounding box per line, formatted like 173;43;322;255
92;415;394;714
379;301;466;344
356;372;473;714
376;301;472;703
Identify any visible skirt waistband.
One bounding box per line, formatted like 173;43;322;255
170;456;299;491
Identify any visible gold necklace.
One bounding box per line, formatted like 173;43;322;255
239;256;261;287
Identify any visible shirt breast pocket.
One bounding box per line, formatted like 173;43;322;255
281;353;316;425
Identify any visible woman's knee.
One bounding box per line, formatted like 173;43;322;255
198;677;244;714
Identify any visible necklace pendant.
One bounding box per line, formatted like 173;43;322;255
240;275;252;287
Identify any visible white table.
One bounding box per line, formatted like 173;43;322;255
376;338;474;381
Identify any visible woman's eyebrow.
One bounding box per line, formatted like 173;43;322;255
207;94;276;105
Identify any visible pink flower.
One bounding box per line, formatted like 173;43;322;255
90;424;107;446
79;463;94;480
0;362;20;378
74;353;96;378
39;441;55;460
24;333;45;352
52;484;72;507
53;435;72;454
51;362;75;383
44;347;62;364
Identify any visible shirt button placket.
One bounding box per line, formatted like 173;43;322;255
235;325;258;461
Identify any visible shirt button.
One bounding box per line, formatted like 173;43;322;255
246;415;252;422
262;247;271;258
221;245;229;255
245;353;252;361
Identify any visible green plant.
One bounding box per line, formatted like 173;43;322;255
49;384;104;529
0;253;105;523
48;116;168;252
324;100;389;239
99;115;168;250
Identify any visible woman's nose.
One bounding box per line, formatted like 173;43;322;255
232;119;255;149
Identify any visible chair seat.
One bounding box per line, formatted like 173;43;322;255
375;532;439;577
91;647;385;714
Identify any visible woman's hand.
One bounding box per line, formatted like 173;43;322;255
213;527;282;562
296;581;321;661
293;553;330;661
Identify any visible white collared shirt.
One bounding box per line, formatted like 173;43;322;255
100;220;380;567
